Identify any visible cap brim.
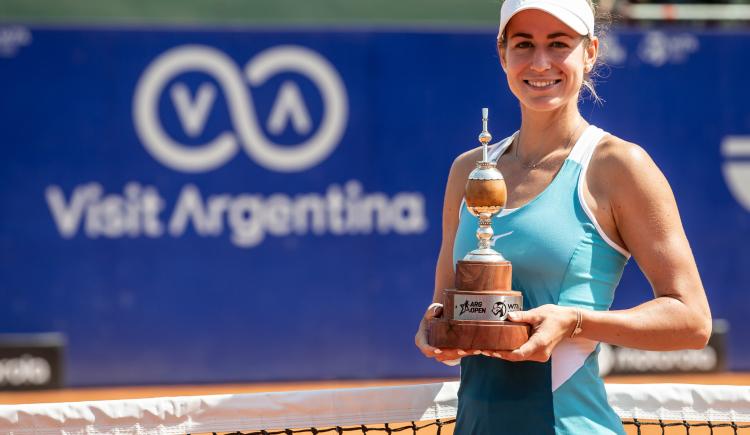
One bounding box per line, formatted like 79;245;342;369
500;4;590;39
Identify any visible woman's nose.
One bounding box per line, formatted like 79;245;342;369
530;49;551;72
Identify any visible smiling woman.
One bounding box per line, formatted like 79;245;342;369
414;0;712;434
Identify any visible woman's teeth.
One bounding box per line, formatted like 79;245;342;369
526;80;559;88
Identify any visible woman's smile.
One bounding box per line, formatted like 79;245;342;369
524;79;562;90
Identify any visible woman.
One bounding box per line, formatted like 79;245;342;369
414;0;712;433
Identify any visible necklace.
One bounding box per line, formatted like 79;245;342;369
514;118;586;170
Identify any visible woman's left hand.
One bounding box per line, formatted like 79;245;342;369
490;304;578;362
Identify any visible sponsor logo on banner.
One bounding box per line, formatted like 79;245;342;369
601;34;627;65
638;31;699;67
598;320;728;376
0;26;32;58
0;354;51;387
722;136;750;212
133;45;347;173
598;343;719;376
45;44;428;247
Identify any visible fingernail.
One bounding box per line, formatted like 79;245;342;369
492;352;503;359
434;349;442;354
474;350;482;355
481;351;491;357
457;350;467;356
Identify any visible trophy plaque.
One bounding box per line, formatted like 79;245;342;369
428;108;530;351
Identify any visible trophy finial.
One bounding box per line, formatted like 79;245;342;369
479;108;492;162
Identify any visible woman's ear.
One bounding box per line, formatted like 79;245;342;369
584;36;599;73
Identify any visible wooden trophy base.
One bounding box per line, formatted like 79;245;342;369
429;319;530;351
427;259;530;351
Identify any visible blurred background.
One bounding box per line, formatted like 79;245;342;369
0;0;749;391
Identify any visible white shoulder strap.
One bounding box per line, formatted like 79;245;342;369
567;125;604;164
488;133;518;162
574;126;631;258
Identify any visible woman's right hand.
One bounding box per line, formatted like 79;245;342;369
415;303;469;366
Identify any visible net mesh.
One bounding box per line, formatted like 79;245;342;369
205;420;455;435
2;382;749;435
622;420;750;435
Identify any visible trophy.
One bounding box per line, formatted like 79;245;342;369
428;108;530;351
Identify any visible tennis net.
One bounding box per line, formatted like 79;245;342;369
1;382;749;435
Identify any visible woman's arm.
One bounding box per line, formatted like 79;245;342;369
577;137;711;349
415;148;482;362
496;137;711;362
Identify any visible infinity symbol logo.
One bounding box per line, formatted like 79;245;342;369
133;45;348;173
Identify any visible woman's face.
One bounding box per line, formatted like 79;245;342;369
499;9;598;113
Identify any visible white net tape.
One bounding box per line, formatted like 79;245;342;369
1;382;749;435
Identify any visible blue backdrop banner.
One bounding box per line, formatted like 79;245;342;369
1;26;749;386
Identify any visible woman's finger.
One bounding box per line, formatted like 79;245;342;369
424;302;443;320
493;334;550;362
507;307;544;325
415;325;440;356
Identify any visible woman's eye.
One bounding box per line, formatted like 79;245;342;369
550;41;569;48
515;41;532;49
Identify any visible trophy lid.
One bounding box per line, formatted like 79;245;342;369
468;163;504;181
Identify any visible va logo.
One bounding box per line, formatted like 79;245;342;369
133;45;348;173
721;136;750;212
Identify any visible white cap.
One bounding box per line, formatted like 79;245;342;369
498;0;595;40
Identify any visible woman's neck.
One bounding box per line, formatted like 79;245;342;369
514;103;585;162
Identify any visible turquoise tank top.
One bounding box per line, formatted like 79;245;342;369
452;125;630;435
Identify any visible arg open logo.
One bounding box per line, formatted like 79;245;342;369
722;136;750;212
133;44;348;173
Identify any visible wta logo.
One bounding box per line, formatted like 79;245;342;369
133;45;348;173
722;136;750;212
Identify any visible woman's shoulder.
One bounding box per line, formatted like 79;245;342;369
589;132;668;198
592;133;656;179
449;145;484;181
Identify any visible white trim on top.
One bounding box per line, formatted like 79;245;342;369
576;128;631;259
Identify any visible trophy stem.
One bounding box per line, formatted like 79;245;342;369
477;213;493;250
463;212;506;262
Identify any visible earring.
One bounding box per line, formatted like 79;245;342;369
585;64;593;72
